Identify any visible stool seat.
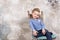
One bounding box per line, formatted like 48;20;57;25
32;34;56;40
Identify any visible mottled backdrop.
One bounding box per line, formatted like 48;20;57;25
0;0;60;40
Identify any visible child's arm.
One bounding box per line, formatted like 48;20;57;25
40;20;45;29
29;21;38;36
42;29;46;35
30;21;36;31
40;20;46;35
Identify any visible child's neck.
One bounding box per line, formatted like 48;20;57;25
33;18;39;20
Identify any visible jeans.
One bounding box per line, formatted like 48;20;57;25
34;29;52;40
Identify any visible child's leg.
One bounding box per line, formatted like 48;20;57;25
34;30;44;38
45;29;52;40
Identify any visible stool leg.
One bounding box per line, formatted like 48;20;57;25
40;39;43;40
32;37;37;40
37;39;43;40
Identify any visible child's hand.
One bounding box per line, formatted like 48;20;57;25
33;31;38;36
42;29;46;35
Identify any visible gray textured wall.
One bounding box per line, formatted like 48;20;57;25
0;0;60;40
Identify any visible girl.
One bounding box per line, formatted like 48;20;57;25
29;8;52;40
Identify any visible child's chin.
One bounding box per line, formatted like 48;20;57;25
36;18;38;19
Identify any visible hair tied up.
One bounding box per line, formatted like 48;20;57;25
27;11;32;18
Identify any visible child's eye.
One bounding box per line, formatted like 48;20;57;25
36;14;39;16
37;14;39;16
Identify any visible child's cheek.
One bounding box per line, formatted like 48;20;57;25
36;16;39;18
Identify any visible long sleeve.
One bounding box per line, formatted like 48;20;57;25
40;20;45;29
29;21;36;31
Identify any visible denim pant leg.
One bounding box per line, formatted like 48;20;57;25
34;30;44;38
45;29;52;40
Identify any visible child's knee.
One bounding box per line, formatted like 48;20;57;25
46;32;52;36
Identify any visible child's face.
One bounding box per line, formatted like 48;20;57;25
32;11;40;19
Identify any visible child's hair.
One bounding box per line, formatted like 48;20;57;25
32;8;40;13
28;8;43;20
28;11;32;18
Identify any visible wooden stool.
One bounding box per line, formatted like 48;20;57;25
32;34;56;40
